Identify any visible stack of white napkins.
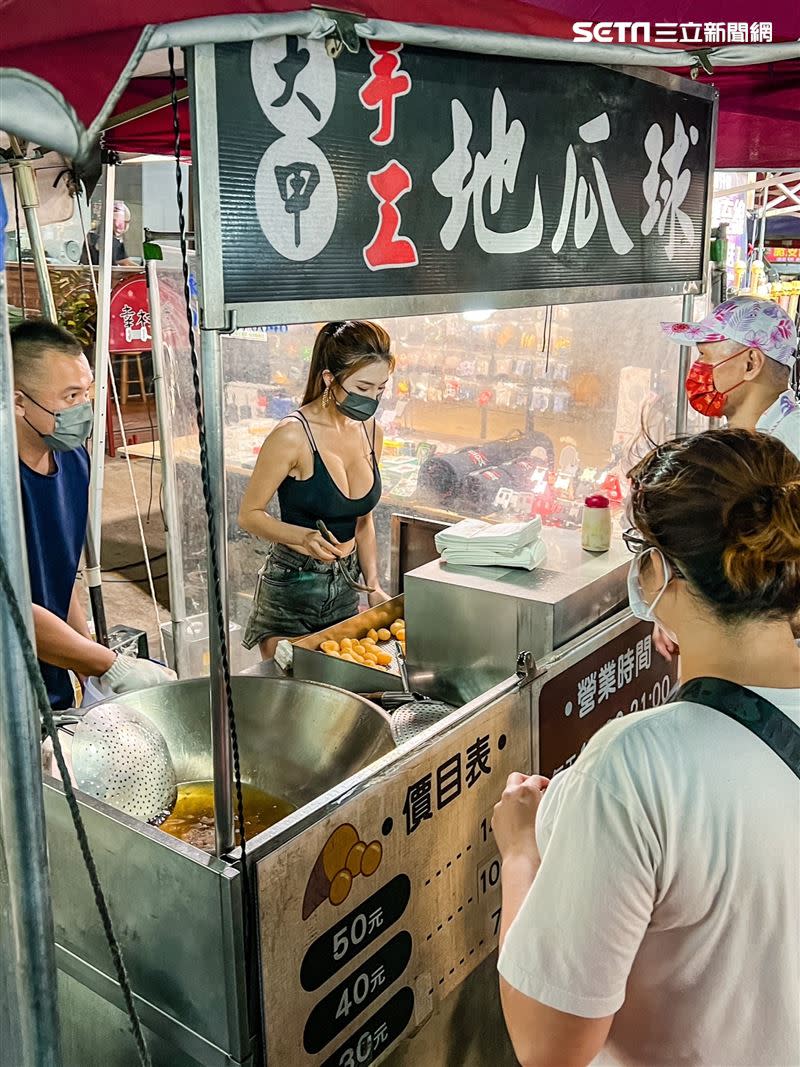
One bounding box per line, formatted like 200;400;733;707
435;518;546;571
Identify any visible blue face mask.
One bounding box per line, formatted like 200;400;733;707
22;391;93;452
627;547;678;641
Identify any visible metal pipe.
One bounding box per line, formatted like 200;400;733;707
199;326;234;857
83;512;109;646
712;171;800;198
8;139;57;322
187;43;234;855
145;257;190;678
103;88;189;131
0;251;63;1066
675;293;695;436
757;177;769;266
88;162;116;566
144;229;195;244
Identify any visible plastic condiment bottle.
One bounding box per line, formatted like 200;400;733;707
749;259;764;296
581;494;611;553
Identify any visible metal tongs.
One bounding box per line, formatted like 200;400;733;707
316;520;374;593
360;641;420;710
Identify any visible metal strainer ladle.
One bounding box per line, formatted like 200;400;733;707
57;703;178;823
390;700;456;745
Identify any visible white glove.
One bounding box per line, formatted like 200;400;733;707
101;654;176;695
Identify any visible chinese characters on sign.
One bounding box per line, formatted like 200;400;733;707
258;697;528;1066
240;36;710;279
358;42;418;271
358;42;411;146
403;733;494;834
108;276;152;354
212;38;713;318
251;36;338;260
363;161;418;270
539;622;679;778
433;91;544;255
573;636;653;720
766;246;800;264
641;115;700;260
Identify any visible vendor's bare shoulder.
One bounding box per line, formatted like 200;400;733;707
265;415;312;476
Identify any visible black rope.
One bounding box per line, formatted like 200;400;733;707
542;305;554;375
11;167;26;317
0;554;151;1067
167;47;254;968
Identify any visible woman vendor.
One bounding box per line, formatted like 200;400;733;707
239;320;394;659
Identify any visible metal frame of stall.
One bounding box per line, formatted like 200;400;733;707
0;142;126;1067
0;15;726;1066
186;34;716;860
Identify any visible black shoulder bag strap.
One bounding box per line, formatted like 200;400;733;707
676;677;800;779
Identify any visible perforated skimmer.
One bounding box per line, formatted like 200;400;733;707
68;703;178;822
390;700;456;745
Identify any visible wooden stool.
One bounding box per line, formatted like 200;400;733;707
119;351;149;404
106;351;151;458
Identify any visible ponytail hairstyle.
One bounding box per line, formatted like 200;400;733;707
627;429;800;623
302;321;394;406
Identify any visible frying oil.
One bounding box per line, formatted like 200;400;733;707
157;781;295;852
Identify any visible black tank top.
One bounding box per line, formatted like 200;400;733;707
277;412;382;542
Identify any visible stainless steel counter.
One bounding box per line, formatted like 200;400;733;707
48;534;645;1067
404;527;630;703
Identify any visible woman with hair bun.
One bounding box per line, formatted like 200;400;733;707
239;321;394;659
493;429;800;1067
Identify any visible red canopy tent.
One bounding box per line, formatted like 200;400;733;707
1;1;799;166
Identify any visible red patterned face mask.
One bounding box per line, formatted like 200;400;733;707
685;350;748;417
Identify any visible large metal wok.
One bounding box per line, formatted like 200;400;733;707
101;674;394;812
44;675;395;1067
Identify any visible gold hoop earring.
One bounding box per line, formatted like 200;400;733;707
322;387;331;409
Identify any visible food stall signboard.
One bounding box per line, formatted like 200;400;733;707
108;276;152;353
538;619;680;777
190;39;716;328
765;246;800;264
257;686;531;1065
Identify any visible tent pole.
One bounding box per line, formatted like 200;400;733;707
188;43;234;856
0;199;63;1067
713;171;800;199
757;175;769;267
145;257;190;678
8;139;56;321
675;293;694;435
86;162;117;644
88;161;115;560
103;89;189;131
199;326;234;857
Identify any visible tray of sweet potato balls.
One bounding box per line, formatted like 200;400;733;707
291;595;408;694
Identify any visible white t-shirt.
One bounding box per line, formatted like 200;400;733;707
756;389;800;458
498;686;800;1067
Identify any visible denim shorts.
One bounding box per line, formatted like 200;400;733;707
242;544;361;649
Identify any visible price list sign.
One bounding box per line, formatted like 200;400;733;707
257;688;531;1066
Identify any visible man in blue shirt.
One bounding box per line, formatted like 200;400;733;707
12;320;173;709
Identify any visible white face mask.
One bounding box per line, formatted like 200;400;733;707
627;547;677;640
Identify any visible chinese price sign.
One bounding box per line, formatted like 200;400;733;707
538;619;679;777
200;37;715;324
108;276;152;353
257;688;530;1065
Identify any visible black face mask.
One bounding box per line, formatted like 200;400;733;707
335;386;380;422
